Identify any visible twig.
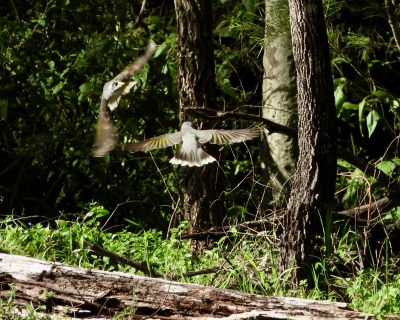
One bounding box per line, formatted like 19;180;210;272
338;146;391;188
385;0;400;51
84;241;162;278
334;188;400;221
134;0;147;27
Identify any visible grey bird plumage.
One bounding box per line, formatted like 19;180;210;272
123;122;260;167
93;40;157;157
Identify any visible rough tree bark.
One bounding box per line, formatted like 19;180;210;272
174;0;224;251
279;0;337;286
261;0;298;207
0;254;377;319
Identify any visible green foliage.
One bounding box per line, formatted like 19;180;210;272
2;0;400;318
0;0;262;232
0;0;181;227
347;271;400;316
328;0;400;147
0;284;50;319
308;210;400;316
3;207;400;316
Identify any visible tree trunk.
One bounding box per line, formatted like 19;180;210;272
261;0;298;208
279;0;337;287
174;0;224;251
0;253;375;319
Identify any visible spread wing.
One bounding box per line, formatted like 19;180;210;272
123;132;183;152
112;40;157;82
93;40;156;157
197;127;260;144
93;100;116;157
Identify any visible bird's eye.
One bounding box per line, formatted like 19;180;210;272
112;82;119;88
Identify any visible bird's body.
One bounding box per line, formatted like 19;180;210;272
93;40;157;157
124;122;260;167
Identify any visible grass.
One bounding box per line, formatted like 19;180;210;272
1;202;400;318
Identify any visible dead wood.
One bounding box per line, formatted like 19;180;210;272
334;188;400;222
0;253;391;319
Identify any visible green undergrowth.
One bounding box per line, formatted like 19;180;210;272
1;203;400;318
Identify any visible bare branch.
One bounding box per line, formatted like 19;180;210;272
84;241;162;278
385;0;400;51
184;107;298;138
337;146;392;188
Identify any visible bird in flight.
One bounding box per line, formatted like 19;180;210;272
123;122;260;167
93;40;157;157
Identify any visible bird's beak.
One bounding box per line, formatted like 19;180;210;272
121;81;136;95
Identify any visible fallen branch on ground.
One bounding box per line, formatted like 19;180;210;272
0;253;377;319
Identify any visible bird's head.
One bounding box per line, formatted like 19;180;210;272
102;80;137;111
102;81;125;101
181;122;193;130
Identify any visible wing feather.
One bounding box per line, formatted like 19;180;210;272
197;127;260;145
112;40;157;82
123;132;183;152
93;100;116;157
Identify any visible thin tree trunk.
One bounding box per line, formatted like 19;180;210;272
261;0;298;207
279;0;337;287
174;0;224;251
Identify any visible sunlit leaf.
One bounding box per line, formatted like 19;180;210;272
53;82;64;95
78;82;94;102
376;160;395;176
366;110;380;138
358;97;367;137
334;85;345;115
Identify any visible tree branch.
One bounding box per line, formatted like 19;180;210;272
84;241;162;278
185;107;395;190
184;107;298;138
334;188;400;221
337;146;392;188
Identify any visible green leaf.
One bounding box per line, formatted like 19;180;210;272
392;157;400;166
358;97;367;137
124;218;144;230
342;102;359;110
376;160;395;176
78;82;94;102
220;78;236;98
53;82;64;95
334;85;345;115
234;164;240;175
333;77;347;85
374;90;391;103
56;220;69;228
366;110;380;137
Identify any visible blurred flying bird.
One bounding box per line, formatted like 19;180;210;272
123;121;260;167
93;40;157;157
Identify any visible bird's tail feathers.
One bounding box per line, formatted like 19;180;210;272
170;148;216;167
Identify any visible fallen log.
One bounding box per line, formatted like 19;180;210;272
0;253;396;319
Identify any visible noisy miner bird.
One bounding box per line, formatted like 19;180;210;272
123;122;260;167
93;40;157;157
